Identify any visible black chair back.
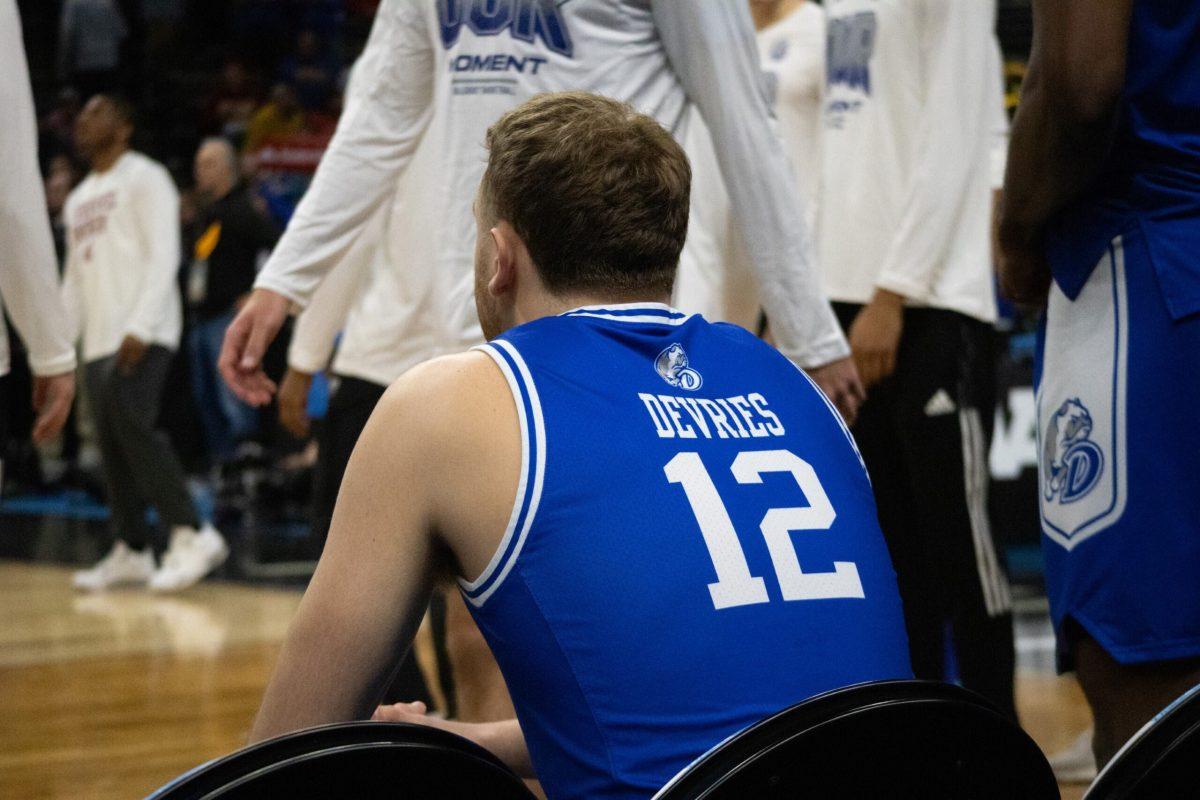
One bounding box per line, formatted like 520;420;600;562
145;721;536;799
1085;683;1200;799
654;680;1058;800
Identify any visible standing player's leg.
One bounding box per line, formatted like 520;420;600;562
835;303;935;678
1070;622;1200;765
892;309;1016;719
309;375;387;555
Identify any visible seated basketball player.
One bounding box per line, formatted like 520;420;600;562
251;92;911;798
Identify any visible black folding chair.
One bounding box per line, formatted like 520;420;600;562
145;721;536;799
654;680;1058;800
1085;683;1200;799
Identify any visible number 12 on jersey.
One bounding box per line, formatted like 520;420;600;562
665;450;865;610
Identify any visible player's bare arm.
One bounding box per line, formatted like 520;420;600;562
998;0;1134;306
250;350;520;742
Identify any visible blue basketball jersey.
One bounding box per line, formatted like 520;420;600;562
463;304;911;800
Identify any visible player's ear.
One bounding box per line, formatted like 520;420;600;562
488;223;518;297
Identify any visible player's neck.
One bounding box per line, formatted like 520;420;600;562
516;291;674;325
750;0;803;32
90;144;129;174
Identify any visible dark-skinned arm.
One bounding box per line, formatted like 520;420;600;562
997;0;1134;305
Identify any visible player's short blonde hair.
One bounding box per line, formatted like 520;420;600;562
482;91;690;297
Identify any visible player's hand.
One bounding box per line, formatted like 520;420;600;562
219;288;290;407
372;701;480;741
805;356;865;427
116;335;148;376
278;367;314;439
997;228;1052;308
372;700;432;724
31;371;75;443
848;289;905;391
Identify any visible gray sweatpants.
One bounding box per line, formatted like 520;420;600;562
84;346;198;551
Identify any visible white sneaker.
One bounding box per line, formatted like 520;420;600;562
1049;729;1098;784
149;524;230;593
72;541;156;591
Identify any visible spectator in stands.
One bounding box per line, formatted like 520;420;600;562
58;0;128;97
278;29;338;111
63;94;228;593
39;88;82;164
187;138;278;468
202;59;261;145
244;84;305;154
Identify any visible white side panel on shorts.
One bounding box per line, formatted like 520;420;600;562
1038;237;1129;551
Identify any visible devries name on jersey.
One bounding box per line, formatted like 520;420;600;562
639;392;787;440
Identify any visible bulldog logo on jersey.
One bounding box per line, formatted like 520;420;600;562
1043;399;1104;504
655;344;702;391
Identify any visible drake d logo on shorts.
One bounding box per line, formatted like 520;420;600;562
1043;398;1104;504
655;344;702;391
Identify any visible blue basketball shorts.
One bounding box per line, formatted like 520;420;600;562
1037;226;1200;666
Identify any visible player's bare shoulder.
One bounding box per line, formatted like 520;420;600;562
380;350;513;438
373;349;523;580
373;349;520;487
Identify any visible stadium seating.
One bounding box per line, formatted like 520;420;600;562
654;680;1058;799
1085;683;1200;799
145;720;536;799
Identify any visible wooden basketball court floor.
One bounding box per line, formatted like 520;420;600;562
0;561;1091;799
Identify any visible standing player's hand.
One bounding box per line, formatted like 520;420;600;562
997;230;1052;308
278;367;315;439
31;371;75;443
116;335;148;376
848;289;905;391
806;356;865;427
219;287;291;407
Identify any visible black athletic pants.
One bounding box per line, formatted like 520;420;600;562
85;347;200;551
834;303;1018;720
0;374;8;487
310;374;432;708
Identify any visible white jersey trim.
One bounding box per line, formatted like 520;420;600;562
562;303;695;326
460;339;547;607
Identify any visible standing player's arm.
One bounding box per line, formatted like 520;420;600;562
875;1;997;297
221;0;434;404
651;2;852;374
989;38;1011;270
285;204;384;376
851;0;995;388
0;0;77;380
250;371;447;742
997;0;1133;305
279;208;382;437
